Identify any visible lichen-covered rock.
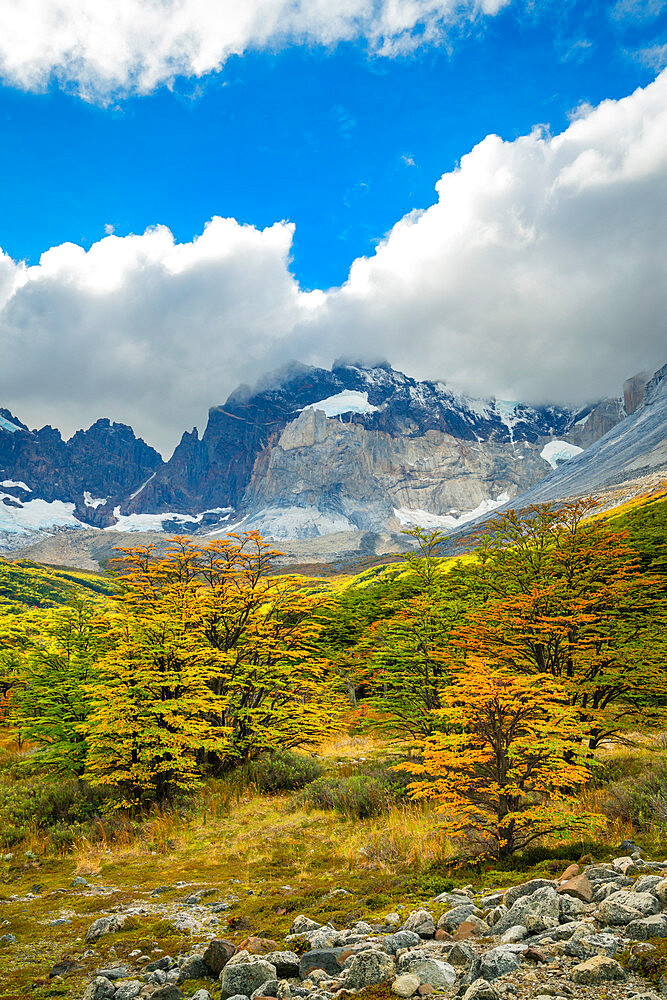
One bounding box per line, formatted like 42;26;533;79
382;930;421;955
596;889;661;925
299;948;345;978
396;956;456;989
289;915;322;935
263;951;300;978
437;904;479;933
504;879;555;908
82;978;116;1000
220;953;277;1000
462;982;501;1000
85;915;126;943
178;955;210;982
114;983;142;1000
625;913;667;940
571;955;627;984
476;945;523;982
345;950;395;989
493;886;559;936
403;909;436;938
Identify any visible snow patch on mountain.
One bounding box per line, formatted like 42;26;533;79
0;496;81;535
226;505;354;540
84;491;107;508
394;492;510;531
540;440;584;469
0;415;23;434
302;390;378;418
1;480;31;491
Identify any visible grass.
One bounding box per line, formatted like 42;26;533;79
2;732;667;1000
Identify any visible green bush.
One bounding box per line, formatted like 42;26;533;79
297;774;396;818
0;776;112;848
245;751;324;793
599;755;667;829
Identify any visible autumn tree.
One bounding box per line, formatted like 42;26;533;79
88;533;340;802
457;500;667;747
406;659;604;858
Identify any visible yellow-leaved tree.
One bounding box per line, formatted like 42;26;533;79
406;659;604;859
84;532;340;806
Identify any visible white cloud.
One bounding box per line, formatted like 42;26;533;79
0;0;511;101
0;72;665;455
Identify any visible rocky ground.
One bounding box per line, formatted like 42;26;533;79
71;848;667;1000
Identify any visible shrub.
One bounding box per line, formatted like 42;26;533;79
245;750;324;793
599;755;667;829
298;774;396;818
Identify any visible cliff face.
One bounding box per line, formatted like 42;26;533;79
239;405;568;537
0;359;643;548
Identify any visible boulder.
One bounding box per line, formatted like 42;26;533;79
178;955;210;982
382;930;421;955
152;987;184;1000
452;917;489;940
345;951;395;989
504;879;555;908
289;915;321;934
392;973;420;997
596;889;661;925
115;984;142;1000
625;913;667;940
403;909;436;938
203;938;236;975
571;955;627;984
82;978;116;1000
476;945;523;982
220;954;277;1000
397;956;456;989
437;904;479;933
493;886;560;935
462;983;500;1000
499;926;527;944
191;992;213;1000
85;916;125;943
237;937;280;955
564;930;620;959
558;864;580;881
299;948;345;978
263;951;300;978
557;874;593;903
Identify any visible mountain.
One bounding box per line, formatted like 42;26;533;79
1;358;655;562
493;363;667;506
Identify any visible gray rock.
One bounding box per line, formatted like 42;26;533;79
625;913;667;939
433;891;477;907
226;996;250;1000
151;988;184;1000
307;928;337;949
437;903;479;932
462;983;501;1000
190;992;213;1000
486;904;507;927
396;956;456;989
493;886;560;935
650;878;667;906
477;945;523;981
178;955;210;981
564;931;621;959
85;915;125;943
299;949;345;978
95;966;131;980
115;984;143;1000
634;875;664;894
500;925;527;943
403;909;436;938
504;879;555;908
250;979;281;998
146;957;173;972
72;875;89;888
441;941;475;967
289;915;322;935
83;978;116;1000
571;955;627;983
345;951;395;989
220;954;277;1000
382;930;421;955
596;889;661;925
263;951;300;978
558;894;590;921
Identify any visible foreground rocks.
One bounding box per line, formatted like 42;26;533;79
81;852;667;1000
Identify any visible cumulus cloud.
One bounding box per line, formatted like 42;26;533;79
0;0;511;101
0;71;665;455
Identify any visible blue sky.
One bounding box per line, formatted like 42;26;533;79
0;0;664;290
0;0;664;451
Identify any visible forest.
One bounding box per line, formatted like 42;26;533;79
1;493;665;865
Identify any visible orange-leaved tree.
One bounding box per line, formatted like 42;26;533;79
406;659;603;858
456;500;667;747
